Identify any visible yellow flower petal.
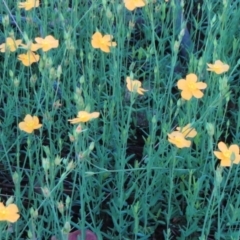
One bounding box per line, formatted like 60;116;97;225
186;73;197;82
177;79;187;90
89;112;100;119
126;76;147;95
102;35;112;42
35;35;59;52
181;90;192;100
18;0;39;11
124;0;146;11
91;32;102;48
196;82;207;89
192;89;204;98
18;51;40;66
220;158;232;167
218;142;228;152
0;38;22;52
214;151;224;160
168;131;191;148
176;124;197;138
20;42;41;51
100;45;110;53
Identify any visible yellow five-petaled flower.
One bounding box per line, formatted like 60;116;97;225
126;76;147;95
91;32;117;53
35;35;59;52
168;131;191;148
18;114;42;133
214;141;240;167
0;37;22;53
177;73;207;100
168;124;197;148
68;111;100;124
18;0;39;11
207;60;229;74
18;51;40;66
124;0;146;11
0;202;20;223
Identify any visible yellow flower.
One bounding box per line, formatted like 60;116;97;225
35;35;59;52
177;73;207;100
207;60;229;74
68;111;100;124
18;51;40;66
0;37;22;53
91;32;117;53
176;124;197;138
20;42;41;51
214;142;240;167
18;0;39;11
18;114;42;133
124;0;146;11
0;202;20;223
126;76;147;95
168;131;191;148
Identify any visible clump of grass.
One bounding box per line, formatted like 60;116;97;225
0;0;240;239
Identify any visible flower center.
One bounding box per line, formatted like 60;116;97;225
0;209;6;216
223;150;231;159
188;82;196;90
175;136;182;144
27;122;35;128
100;39;107;45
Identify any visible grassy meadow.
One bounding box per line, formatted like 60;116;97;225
1;0;240;239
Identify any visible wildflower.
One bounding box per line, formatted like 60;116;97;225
68;111;100;124
214;141;240;167
0;202;20;223
0;37;22;52
207;60;229;74
126;76;147;95
18;114;42;133
18;51;40;66
35;35;59;52
20;42;41;51
177;73;207;100
91;32;117;53
176;124;197;138
18;0;39;11
168;131;191;148
124;0;146;11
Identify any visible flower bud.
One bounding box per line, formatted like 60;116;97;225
57;201;64;214
41;186;51;198
206;122;214;137
89;142;95;151
62;221;71;234
12;172;19;185
6;196;14;205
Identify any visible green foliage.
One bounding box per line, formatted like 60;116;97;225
1;0;240;239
